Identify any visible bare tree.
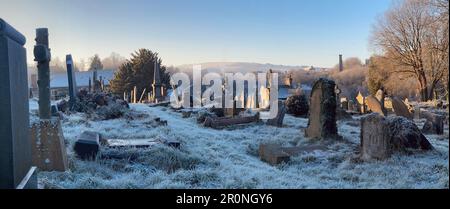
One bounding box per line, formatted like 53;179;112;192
371;0;448;101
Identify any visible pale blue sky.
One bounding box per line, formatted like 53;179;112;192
0;0;391;67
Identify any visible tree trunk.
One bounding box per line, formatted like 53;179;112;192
418;70;430;102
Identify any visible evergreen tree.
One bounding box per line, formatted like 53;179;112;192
89;54;104;70
109;49;170;95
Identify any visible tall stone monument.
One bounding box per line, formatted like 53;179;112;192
0;18;37;189
66;54;77;110
31;28;68;172
339;54;344;72
305;78;338;139
152;59;164;102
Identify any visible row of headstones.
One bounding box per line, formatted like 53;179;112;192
259;78;436;165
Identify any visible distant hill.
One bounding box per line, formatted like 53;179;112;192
176;62;328;74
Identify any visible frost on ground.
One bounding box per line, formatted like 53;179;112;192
29;99;449;189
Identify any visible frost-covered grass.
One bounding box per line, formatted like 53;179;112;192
30;100;449;189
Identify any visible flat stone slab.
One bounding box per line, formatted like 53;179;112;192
107;138;180;149
259;143;327;165
107;139;160;148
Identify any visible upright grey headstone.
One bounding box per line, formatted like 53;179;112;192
0;18;36;189
66;54;77;110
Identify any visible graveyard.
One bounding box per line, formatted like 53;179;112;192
1;0;449;190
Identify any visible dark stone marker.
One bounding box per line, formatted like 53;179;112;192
74;131;101;160
152;59;164;102
266;100;287;127
66;54;77;110
0;18;36;189
305;78;338;139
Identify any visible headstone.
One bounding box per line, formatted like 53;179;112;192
30;118;69;171
0;18;37;189
356;91;366;114
366;95;386;116
266;100;287;127
305;78;338;139
74;131;101;160
66;54;77;110
392;97;413;120
360;114;391;160
340;97;348;110
360;114;433;160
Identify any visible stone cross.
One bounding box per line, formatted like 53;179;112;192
305;78;338;139
34;28;51;119
66;54;77;110
0;18;37;189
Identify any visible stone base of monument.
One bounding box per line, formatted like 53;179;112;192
30;118;69;171
259;143;327;165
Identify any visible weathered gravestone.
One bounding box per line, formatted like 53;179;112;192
305;78;338;139
360;114;391;160
0;18;37;189
375;89;385;110
360;113;433;160
30;28;68;171
355;91;367;114
74;131;101;160
366;95;386;116
392;97;413;120
266;100;287;127
66;54;77;110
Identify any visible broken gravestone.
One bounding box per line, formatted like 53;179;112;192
392;97;413;120
305;78;338;139
266;100;287;127
204;113;259;129
366;95;386;116
0;18;37;189
360;113;433;160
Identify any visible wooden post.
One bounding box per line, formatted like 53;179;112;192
138;88;146;103
133;86;137;104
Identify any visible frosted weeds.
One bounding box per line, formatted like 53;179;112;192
31;101;448;189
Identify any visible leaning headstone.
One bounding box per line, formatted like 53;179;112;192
0;18;37;189
366;95;386;116
305;78;338;139
30;28;68;172
30;119;68;171
266;101;287;127
66;54;77;110
392;97;413;120
360;114;391;160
